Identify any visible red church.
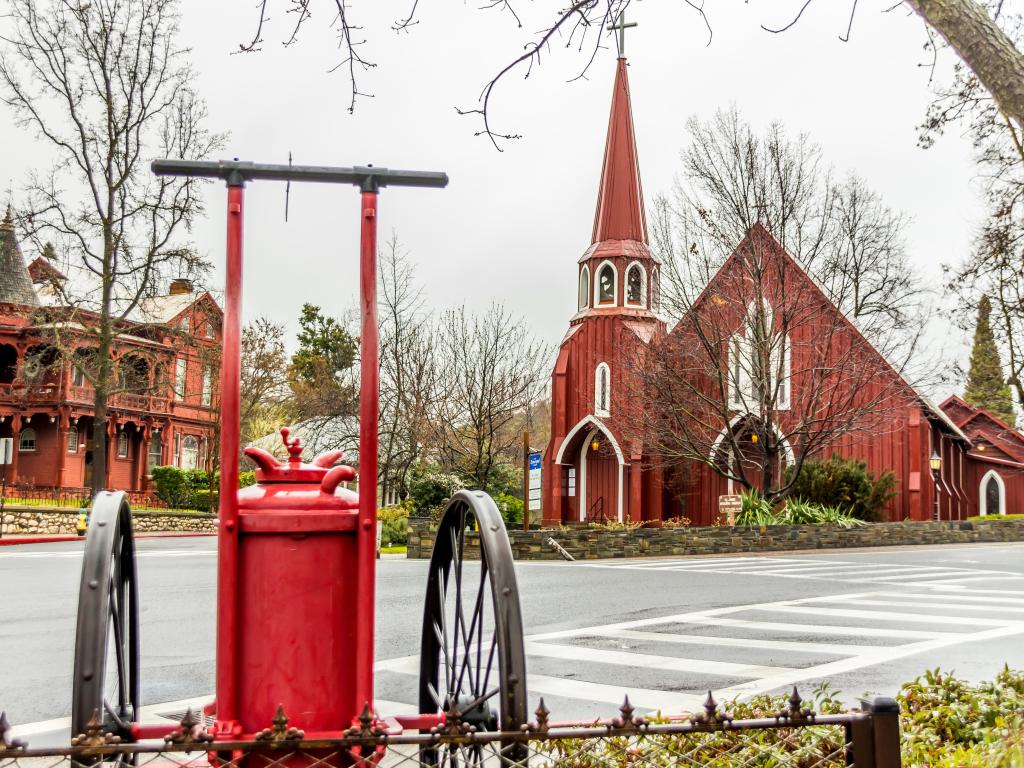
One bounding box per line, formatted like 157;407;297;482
541;54;1022;526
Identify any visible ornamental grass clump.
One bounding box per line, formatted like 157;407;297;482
735;491;865;528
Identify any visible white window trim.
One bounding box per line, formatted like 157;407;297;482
593;260;618;306
117;431;129;458
728;335;750;411
19;428;36;452
578;265;591;311
624;261;647;308
68;425;78;453
979;469;1006;516
595;362;611;417
201;366;213;406
651;267;661;312
175;358;187;401
772;335;791;411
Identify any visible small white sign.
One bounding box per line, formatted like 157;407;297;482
0;438;12;465
528;468;541;488
568;467;576;497
529;497;541;511
528;488;542;501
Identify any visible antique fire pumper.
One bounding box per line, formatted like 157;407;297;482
229;427;359;738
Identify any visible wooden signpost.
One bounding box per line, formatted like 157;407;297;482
718;494;741;526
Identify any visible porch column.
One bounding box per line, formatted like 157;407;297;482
106;420;117;490
9;414;21;486
55;412;69;489
135;427;148;491
629;444;642;523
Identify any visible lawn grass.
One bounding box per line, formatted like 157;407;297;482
967;513;1024;521
379;545;407;555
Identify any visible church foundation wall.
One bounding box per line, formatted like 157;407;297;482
407;518;1024;560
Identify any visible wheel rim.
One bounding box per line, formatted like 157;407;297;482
419;491;528;766
72;491;140;747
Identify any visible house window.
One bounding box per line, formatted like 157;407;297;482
625;263;645;306
175;358;187;400
199;437;207;469
205;322;216;339
595;362;611;417
595;262;617;305
19;428;36;452
201;366;213;406
117;431;129;458
181;435;199;470
174;432;181;466
148;432;163;472
68;425;79;453
178;317;190;332
578;266;590;311
73;365;85;387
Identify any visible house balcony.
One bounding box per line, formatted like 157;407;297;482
0;382;171;415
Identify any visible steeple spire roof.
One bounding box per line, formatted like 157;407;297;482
591;57;647;245
0;207;40;307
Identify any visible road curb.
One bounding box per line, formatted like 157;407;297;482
0;532;216;546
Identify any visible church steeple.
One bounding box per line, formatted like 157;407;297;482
591;56;647;245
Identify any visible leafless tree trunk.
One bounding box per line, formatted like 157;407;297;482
378;236;439;504
241;317;290;448
1;0;223;494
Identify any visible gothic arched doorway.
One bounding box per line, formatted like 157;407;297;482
554;415;625;523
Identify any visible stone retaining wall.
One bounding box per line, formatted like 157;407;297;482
0;506;216;535
407;518;1024;560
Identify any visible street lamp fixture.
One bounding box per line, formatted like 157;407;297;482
930;450;941;522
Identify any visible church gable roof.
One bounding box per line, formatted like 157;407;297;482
940;394;1024;461
0;209;40;307
680;223;968;441
591;58;647;245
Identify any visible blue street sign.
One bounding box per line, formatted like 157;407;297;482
528;453;542;470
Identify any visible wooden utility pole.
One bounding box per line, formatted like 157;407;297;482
522;431;530;531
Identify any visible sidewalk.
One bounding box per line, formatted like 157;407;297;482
0;531;216;546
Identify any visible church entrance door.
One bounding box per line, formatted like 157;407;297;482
582;429;620;523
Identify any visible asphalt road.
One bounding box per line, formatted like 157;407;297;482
3;537;1023;743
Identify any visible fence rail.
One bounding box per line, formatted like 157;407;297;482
0;693;902;767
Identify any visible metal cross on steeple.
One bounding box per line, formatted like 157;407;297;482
606;11;637;58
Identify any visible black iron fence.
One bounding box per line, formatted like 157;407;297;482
0;692;902;767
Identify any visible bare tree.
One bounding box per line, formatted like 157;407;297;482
378;235;439;504
652;107;936;384
431;304;549;493
631;227;914;502
241;317;290;448
0;0;223;493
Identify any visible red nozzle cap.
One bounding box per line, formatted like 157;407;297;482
242;426;355;487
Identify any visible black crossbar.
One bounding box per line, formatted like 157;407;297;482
151;159;448;191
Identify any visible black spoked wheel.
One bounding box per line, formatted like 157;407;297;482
419;490;528;767
72;491;140;750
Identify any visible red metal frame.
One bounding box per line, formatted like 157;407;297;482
355;190;379;718
145;160;447;743
214;183;244;738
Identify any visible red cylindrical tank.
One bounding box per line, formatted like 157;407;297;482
229;427;359;738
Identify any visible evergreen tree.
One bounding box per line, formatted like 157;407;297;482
965;295;1017;425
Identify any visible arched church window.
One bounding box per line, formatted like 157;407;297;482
729;300;790;412
626;263;645;306
651;268;661;311
595;262;617;305
595;362;611;417
981;470;1004;516
578;266;590;311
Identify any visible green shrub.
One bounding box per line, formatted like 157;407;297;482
968;514;1024;521
408;466;464;517
377;505;409;546
238;470;256;488
786;455;897;522
492;494;524;524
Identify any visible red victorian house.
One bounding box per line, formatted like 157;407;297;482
542;55;1008;526
0;209;221;497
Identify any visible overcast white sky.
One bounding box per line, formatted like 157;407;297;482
1;1;995;397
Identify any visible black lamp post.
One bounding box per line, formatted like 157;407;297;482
929;450;942;521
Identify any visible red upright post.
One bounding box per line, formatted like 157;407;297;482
215;180;244;735
354;189;379;719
